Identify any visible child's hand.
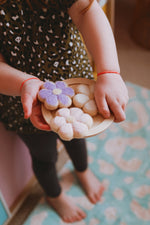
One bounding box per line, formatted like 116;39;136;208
94;74;129;122
20;78;51;131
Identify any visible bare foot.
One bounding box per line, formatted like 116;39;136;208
76;168;105;204
46;192;86;223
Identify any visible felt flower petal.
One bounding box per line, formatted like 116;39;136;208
79;113;93;128
58;94;72;107
51;116;66;132
62;87;75;97
56;108;70;118
70;107;83;120
38;89;50;101
73;94;89;108
75;84;90;96
83;99;98;116
56;81;66;89
45;94;58;110
43;81;56;90
72;121;88;138
58;123;73;141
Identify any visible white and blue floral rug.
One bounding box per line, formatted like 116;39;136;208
23;82;150;225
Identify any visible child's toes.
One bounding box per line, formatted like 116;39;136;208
78;210;86;220
88;193;98;204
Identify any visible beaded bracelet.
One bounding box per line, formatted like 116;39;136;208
97;71;120;77
20;77;40;92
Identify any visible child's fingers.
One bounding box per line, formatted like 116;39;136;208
21;93;33;119
122;101;128;111
109;100;126;122
96;97;111;118
30;105;51;130
114;108;126;123
30;114;51;130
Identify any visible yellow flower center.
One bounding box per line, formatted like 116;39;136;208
53;88;62;95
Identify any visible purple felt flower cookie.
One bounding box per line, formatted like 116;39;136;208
38;81;75;110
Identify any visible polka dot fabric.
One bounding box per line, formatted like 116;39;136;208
0;0;93;133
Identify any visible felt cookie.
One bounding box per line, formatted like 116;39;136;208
73;84;98;116
50;107;93;141
38;81;75;110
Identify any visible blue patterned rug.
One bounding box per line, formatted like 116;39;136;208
23;82;150;225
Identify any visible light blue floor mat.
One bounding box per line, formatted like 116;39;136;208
23;82;150;225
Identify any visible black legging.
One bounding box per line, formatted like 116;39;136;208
18;131;87;198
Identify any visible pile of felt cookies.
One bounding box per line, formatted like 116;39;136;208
38;78;99;141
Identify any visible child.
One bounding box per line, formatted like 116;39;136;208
0;0;128;223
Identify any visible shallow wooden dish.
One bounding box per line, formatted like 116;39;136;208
41;78;114;138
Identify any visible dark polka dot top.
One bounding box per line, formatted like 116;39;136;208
0;0;93;134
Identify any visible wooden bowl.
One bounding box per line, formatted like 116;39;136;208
41;78;114;138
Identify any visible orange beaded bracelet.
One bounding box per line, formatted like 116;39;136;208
20;77;40;92
97;71;120;77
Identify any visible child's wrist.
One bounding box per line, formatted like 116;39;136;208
97;71;120;77
20;77;40;92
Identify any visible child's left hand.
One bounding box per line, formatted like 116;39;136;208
94;74;129;122
20;78;51;131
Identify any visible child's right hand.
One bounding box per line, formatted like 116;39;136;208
94;74;129;122
20;78;51;131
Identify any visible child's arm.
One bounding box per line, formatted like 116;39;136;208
0;58;39;96
68;0;129;122
68;0;119;73
0;55;50;130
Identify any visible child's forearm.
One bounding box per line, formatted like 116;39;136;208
69;0;120;73
0;61;36;96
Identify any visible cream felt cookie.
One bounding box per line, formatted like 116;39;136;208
83;99;98;117
75;84;90;96
73;94;89;108
38;80;75;110
73;83;98;116
50;107;93;141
